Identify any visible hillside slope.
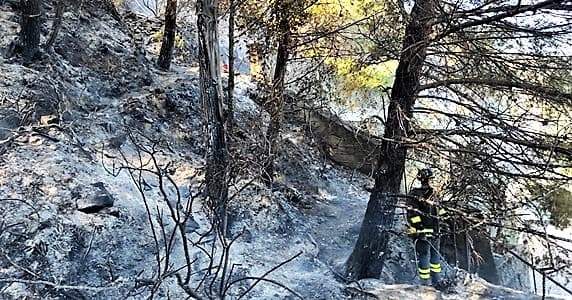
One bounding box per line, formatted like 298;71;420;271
0;2;565;299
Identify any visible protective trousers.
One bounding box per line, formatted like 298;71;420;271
416;237;441;285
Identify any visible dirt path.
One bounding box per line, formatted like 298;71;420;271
298;164;419;284
303;169;370;270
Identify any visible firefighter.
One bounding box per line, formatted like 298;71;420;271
406;168;447;288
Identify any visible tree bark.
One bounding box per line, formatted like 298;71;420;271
45;0;64;50
157;0;178;70
197;0;229;234
472;230;500;284
262;7;290;184
103;0;123;24
441;223;500;284
226;0;235;131
345;0;437;280
19;0;42;62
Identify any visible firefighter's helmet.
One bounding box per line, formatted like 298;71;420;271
417;168;434;180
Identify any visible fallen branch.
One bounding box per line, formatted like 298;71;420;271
223;251;303;299
0;278;126;292
230;277;303;300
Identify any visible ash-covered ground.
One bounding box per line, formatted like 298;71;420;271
0;1;566;299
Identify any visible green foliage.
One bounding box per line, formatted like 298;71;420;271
305;0;399;94
151;30;163;43
528;183;572;229
546;188;572;228
308;0;385;26
326;58;397;93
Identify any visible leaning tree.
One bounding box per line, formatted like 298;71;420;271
197;0;230;234
346;0;572;282
157;0;178;70
235;0;315;183
15;0;42;62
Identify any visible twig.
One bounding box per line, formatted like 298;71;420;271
0;278;125;291
227;251;303;299
176;274;206;300
229;277;303;300
2;253;41;278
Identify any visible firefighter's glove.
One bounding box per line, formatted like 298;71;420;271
406;227;417;235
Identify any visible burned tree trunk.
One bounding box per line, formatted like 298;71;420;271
345;0;437;279
262;9;290;184
441;220;500;284
197;0;229;233
472;230;500;284
157;0;178;70
226;0;236;131
18;0;42;61
45;0;64;50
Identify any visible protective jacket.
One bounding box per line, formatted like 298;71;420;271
406;186;446;237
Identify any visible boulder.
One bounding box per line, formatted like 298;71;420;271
250;91;381;176
302;109;380;176
346;277;563;300
0;109;20;139
77;182;115;213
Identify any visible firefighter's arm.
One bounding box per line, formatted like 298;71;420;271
406;219;421;235
437;205;449;219
408;211;423;228
406;196;423;234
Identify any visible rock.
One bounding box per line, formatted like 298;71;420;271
107;133;127;149
29;135;43;146
61;111;75;122
294;106;380;176
40;115;59;125
99;206;120;217
0;110;20;139
77;182;115;214
185;217;200;233
346;283;440;300
347;278;564;300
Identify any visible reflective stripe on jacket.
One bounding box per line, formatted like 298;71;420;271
406;186;446;236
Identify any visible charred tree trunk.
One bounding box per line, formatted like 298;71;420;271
441;225;500;284
441;220;470;269
19;0;42;62
345;0;436;279
103;0;123;24
226;0;235;131
472;230;500;284
157;0;178;70
45;0;64;50
197;0;229;233
262;11;290;184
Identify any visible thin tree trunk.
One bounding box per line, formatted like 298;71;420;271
345;0;437;280
158;0;178;70
226;0;235;131
19;0;42;62
262;9;290;184
45;0;64;50
471;229;500;284
197;0;229;234
103;0;123;24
